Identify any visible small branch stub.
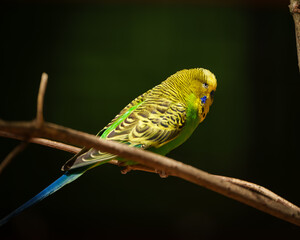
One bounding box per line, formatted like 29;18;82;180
36;72;48;127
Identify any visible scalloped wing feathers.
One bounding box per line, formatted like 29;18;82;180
62;92;187;170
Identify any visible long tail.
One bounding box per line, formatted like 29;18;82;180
0;169;85;227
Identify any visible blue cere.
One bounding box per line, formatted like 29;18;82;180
201;96;207;104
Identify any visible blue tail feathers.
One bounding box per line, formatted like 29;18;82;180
0;170;84;227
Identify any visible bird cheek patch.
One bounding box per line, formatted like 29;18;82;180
200;96;207;104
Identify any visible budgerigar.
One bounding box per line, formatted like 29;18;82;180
0;68;217;226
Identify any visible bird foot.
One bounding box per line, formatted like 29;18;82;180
156;169;168;178
120;166;132;174
119;164;168;178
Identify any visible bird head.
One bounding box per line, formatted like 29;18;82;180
161;68;217;122
187;68;217;121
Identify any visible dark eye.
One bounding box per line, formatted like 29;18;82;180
203;83;208;88
210;90;215;98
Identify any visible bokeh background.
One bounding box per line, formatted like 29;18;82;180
1;1;300;239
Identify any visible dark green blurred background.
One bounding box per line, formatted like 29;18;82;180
1;1;299;239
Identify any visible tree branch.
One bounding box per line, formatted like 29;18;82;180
1;129;297;211
290;0;300;71
1;119;300;226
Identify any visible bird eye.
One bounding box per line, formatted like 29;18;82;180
210;90;215;98
203;83;208;88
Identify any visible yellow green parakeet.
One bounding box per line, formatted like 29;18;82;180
0;68;217;226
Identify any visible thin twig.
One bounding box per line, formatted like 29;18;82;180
0;142;28;175
0;131;80;154
36;73;48;127
290;0;300;72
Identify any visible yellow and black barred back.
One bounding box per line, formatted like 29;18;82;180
63;68;217;170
